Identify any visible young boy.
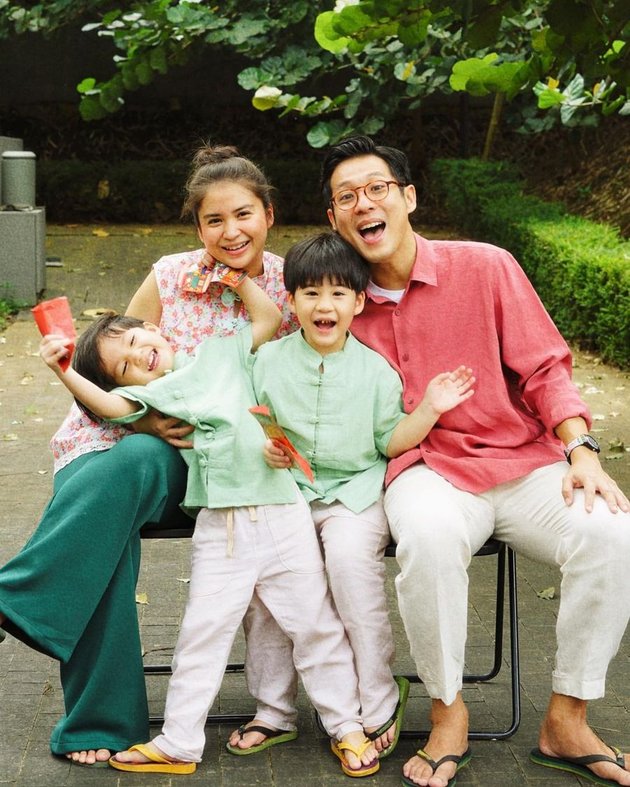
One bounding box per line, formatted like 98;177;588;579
39;272;381;777
233;231;475;768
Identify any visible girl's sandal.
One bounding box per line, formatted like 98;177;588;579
331;737;380;777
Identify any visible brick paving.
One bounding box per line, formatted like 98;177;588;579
0;225;628;785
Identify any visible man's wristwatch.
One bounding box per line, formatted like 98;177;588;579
564;434;600;464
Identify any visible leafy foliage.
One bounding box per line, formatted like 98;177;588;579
432;157;630;367
0;0;627;145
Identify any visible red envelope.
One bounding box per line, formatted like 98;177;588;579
249;405;314;483
32;296;77;372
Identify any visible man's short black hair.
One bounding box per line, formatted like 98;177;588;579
320;135;412;205
283;232;370;295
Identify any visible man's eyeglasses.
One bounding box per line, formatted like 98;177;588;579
330;180;403;211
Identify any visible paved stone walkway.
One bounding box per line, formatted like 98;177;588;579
0;225;628;785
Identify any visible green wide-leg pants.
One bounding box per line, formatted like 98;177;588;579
0;434;189;755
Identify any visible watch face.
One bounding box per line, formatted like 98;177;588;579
581;435;600;451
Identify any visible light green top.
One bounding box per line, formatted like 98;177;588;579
111;326;297;511
252;330;406;513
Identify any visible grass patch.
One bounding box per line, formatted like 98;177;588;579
0;290;28;332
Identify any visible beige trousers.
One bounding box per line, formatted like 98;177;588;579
385;461;630;705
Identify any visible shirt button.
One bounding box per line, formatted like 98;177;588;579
406;397;414;406
394;309;401;316
402;353;409;362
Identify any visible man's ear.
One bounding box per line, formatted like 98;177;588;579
354;291;366;316
287;293;297;314
326;207;337;232
142;322;160;333
404;183;417;215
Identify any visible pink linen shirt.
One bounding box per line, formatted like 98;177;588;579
350;234;591;493
50;248;296;473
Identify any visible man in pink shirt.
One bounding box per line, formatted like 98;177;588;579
321;135;630;787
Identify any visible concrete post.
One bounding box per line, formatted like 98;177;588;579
2;150;36;209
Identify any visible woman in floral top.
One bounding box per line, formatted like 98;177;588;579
0;144;297;766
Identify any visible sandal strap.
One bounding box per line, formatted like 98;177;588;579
569;747;626;769
236;724;289;741
416;747;467;773
126;744;173;765
365;712;397;741
365;695;403;741
336;737;372;759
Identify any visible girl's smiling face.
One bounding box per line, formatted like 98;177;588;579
196;181;274;277
98;324;175;386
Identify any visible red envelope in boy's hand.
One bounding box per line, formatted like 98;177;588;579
32;296;77;372
249;405;314;483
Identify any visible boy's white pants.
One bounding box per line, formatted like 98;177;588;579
385;461;630;704
152;497;363;763
243;498;399;731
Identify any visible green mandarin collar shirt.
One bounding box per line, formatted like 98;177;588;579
111;326;297;512
253;330;406;513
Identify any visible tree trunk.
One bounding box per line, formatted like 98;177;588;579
482;92;505;160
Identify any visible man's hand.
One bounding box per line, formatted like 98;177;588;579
132;410;194;449
263;438;291;469
562;449;630;514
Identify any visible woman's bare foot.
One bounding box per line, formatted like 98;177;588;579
65;749;111;765
402;695;469;787
538;694;630;785
227;719;280;751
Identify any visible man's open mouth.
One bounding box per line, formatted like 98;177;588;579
359;221;385;240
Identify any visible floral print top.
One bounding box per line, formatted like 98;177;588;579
50;248;297;473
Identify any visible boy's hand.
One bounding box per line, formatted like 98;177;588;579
263;438;292;469
39;334;73;373
424;366;475;415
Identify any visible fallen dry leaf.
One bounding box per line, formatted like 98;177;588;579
82;308;113;319
537;586;555;600
135;592;149;605
92;228;110;237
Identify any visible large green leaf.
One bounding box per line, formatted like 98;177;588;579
315;11;351;53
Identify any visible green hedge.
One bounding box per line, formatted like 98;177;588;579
430;158;630;368
37;159;323;225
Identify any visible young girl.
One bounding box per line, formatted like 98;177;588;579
0;144;297;766
39;271;380;777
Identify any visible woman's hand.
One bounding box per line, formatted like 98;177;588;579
132;409;195;449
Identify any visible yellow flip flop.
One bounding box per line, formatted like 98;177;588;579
108;743;196;774
331;737;380;778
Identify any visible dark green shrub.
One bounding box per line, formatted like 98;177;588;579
431;159;630;368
